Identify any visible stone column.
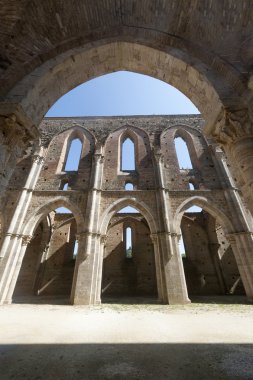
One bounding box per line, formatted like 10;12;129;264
4;235;33;304
207;108;253;215
208;243;227;294
150;233;166;302
94;234;107;304
0;149;45;304
70;147;104;305
226;232;253;301
152;147;190;304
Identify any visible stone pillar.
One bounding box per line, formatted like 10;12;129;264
208;243;227;294
162;232;190;304
95;235;107;304
150;233;166;302
226;232;253;301
0;110;39;198
152;147;190;304
208;108;253;215
4;235;33;304
70;147;104;305
0;149;45;304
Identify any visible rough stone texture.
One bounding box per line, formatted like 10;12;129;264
0;115;252;306
102;213;157;298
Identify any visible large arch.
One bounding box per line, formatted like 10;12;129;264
173;195;235;235
100;197;158;237
23;197;85;238
2;42;227;126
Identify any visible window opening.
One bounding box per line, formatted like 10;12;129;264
186;205;202;213
126;227;133;258
63;183;68;191
179;230;186;257
55;207;72;214
73;240;78;259
118;206;139;213
189;182;195;190
174;137;193;169
121;137;135;171
65;138;82;171
125;182;134;190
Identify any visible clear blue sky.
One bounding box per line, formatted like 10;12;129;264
46;71;199;117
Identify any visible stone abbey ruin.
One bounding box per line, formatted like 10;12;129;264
0;1;253;305
0;115;252;305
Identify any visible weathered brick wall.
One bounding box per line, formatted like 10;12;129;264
181;212;245;296
38;214;76;296
161;125;221;190
216;225;245;294
102;214;157;297
13;213;77;299
103;126;155;190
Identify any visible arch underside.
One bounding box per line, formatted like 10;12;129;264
1;40;244;128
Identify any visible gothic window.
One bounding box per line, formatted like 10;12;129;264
73;240;78;259
65;138;82;171
174;137;193;169
189;182;195;190
63;182;69;191
121;137;135;171
125;227;133;258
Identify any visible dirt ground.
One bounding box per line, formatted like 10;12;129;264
0;297;253;379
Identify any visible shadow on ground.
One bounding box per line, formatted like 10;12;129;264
0;343;252;380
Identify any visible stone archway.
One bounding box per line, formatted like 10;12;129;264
0;197;84;305
101;212;158;303
173;196;253;301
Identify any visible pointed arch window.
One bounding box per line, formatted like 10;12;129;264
121;137;135;171
73;239;78;259
65;138;82;171
174;137;193;169
125;227;133;258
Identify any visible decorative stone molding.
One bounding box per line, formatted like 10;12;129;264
93;153;104;164
32;154;45;165
100;235;107;245
211;108;253;145
21;235;33;246
152;146;164;164
226;231;253;244
150;233;158;244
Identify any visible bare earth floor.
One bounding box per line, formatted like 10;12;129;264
0;297;253;380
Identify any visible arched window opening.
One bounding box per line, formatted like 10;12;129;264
117;206;139;214
186;205;202;213
65;138;82;171
180;205;246;300
73;239;78;259
178;229;186;258
189;182;195;190
121;137;135;171
13;207;77;305
174;137;193;169
125;182;134;190
63;182;69;191
55;207;72;214
125;227;133;258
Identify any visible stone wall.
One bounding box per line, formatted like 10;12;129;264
102;213;157;298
